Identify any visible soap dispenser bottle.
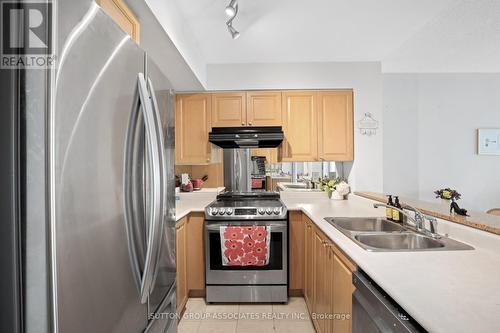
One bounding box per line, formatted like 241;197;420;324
386;195;394;221
393;196;403;223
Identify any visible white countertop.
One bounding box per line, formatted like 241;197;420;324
175;190;500;333
277;182;322;192
175;191;219;221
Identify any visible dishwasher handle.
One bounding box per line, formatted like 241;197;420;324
352;271;425;333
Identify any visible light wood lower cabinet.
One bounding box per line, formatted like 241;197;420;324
186;213;205;296
313;228;328;333
176;213;206;314
294;213;356;333
176;217;187;315
177;209;356;330
289;211;304;294
304;216;314;310
332;249;355;333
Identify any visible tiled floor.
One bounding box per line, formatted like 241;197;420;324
178;297;316;333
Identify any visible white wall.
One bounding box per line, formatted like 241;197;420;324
383;73;500;211
382;74;419;198
144;0;207;86
207;62;384;192
125;0;204;91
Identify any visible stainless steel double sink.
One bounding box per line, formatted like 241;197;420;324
324;217;474;252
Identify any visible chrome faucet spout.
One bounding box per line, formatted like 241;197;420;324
373;202;441;239
373;203;418;227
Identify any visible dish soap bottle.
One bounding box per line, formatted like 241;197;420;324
386;195;394;221
393;196;403;223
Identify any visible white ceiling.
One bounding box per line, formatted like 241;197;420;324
145;0;500;85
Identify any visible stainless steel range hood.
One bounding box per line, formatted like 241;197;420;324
209;126;284;149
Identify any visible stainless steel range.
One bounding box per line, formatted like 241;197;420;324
204;192;288;303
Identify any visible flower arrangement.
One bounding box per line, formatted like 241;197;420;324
434;188;461;201
319;177;350;200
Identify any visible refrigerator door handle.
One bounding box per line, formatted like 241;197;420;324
145;76;167;288
136;73;164;303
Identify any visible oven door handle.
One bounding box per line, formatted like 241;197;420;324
205;224;286;232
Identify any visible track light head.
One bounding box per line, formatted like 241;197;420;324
225;0;238;17
227;23;240;39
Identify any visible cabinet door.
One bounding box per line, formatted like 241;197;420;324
317;91;354;161
96;0;140;43
211;93;246;127
281;91;318;161
246;91;282;126
175;94;212;165
288;211;304;293
251;148;278;164
186;213;205;295
325;247;335;333
304;218;314;310
313;230;327;333
176;218;187;314
333;254;354;333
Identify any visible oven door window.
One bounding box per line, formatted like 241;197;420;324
208;231;283;271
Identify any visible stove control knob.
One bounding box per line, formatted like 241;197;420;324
258;208;265;215
273;208;281;215
211;208;218;215
266;208;272;215
226;208;233;215
219;208;226;215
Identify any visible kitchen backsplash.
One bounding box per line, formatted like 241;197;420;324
175;163;224;188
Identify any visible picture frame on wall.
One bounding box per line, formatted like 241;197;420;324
477;129;500;155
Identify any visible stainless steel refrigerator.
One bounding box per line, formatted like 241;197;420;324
0;1;176;332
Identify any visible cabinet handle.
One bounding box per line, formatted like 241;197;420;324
241;122;245;126
249;122;252;126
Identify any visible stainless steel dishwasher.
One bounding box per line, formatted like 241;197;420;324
352;271;426;333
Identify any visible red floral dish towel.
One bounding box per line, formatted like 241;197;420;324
220;226;271;266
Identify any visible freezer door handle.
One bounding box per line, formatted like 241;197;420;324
136;73;165;303
145;76;167;288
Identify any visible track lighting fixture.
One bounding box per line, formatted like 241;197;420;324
227;23;240;39
225;0;240;39
225;0;238;17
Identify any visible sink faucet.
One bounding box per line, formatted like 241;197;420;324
373;203;441;239
298;177;313;189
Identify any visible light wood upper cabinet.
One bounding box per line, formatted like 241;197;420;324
251;148;278;164
96;0;140;43
281;91;318;161
176;90;354;164
211;91;282;127
317;91;354;161
211;93;246;127
175;94;212;165
246;91;282;126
